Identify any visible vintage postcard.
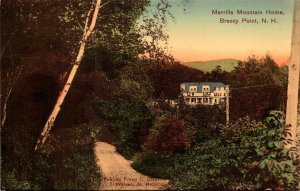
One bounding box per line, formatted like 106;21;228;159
1;0;299;190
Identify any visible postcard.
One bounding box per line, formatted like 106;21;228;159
1;0;299;190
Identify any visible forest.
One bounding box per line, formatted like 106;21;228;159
1;0;299;190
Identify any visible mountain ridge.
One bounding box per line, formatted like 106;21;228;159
184;58;240;72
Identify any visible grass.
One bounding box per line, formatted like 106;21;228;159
185;59;239;72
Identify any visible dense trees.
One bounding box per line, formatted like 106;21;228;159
229;56;287;120
1;0;170;189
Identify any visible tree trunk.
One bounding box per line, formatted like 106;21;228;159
35;0;102;151
1;63;22;127
285;0;300;152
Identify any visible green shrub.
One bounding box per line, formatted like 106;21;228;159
171;139;245;190
2;170;36;190
131;152;174;179
219;116;266;143
44;123;102;190
133;138;247;190
49;144;101;190
133;112;298;190
1;123;101;190
1;124;49;190
143;115;195;156
94;95;153;158
180;106;224;141
237;127;297;189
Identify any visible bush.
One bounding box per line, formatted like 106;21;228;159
1;124;49;190
143;115;195;156
237;127;297;189
94;95;153;158
2;170;36;190
180;105;224;141
133;112;298;190
170;138;244;190
44;123;102;190
131;152;174;179
219;116;266;143
1;123;101;190
48;144;101;190
134;138;248;190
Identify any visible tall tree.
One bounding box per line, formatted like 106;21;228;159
34;0;102;150
285;0;300;153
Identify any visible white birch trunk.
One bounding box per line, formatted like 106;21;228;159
35;0;102;151
1;65;22;127
285;0;300;152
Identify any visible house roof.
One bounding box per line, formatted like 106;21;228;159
180;82;227;93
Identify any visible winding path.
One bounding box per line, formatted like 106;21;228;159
94;142;170;190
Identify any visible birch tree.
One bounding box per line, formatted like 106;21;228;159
35;0;102;151
1;63;22;127
285;0;300;155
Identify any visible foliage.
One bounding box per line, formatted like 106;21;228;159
1;123;48;190
134;138;248;190
147;62;205;99
114;62;154;100
2;170;37;190
219;116;266;143
235;112;297;189
94;95;153;158
133;113;298;190
132;152;175;179
180;105;225;142
229;55;287;120
1;123;101;190
49;144;101;190
43;123;102;190
143;115;195;156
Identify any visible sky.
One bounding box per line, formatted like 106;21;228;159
154;0;294;64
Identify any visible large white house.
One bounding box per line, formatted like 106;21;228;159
180;82;229;106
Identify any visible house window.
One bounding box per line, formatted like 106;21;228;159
203;98;208;103
224;93;226;96
185;98;190;103
191;98;196;103
202;86;210;92
215;99;217;103
190;86;197;92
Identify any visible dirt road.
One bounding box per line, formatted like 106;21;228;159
94;142;170;190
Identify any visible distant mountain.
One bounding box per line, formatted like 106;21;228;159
184;59;240;72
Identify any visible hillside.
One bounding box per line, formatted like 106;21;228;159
185;59;239;72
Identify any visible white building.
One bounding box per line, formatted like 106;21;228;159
180;82;229;106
